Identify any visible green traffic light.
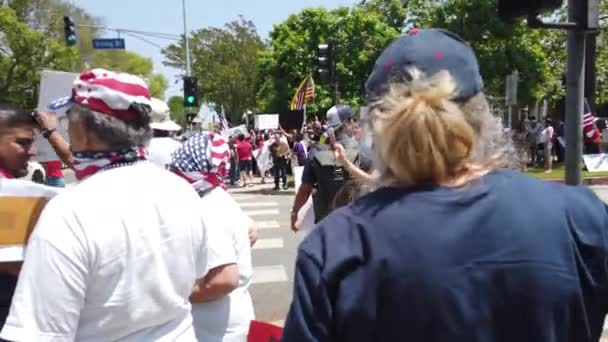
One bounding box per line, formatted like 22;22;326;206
187;96;195;104
66;35;76;46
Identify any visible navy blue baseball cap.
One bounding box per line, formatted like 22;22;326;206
365;29;484;102
326;105;355;130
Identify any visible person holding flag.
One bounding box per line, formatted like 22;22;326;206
290;76;315;112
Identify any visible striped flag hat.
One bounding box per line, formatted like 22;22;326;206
170;132;231;193
49;69;152;123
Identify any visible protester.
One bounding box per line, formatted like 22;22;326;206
283;28;608;342
148;102;182;169
0;102;38;329
541;117;554;173
293;132;307;167
40;160;64;187
290;105;359;231
236;133;254;187
0;69;209;341
170;132;256;342
270;131;290;190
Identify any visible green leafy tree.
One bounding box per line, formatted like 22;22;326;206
257;6;399;116
0;6;78;108
167;95;186;127
163;17;265;123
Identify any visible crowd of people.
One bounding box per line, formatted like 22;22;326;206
2;27;608;342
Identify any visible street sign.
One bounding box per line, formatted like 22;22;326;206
92;38;126;50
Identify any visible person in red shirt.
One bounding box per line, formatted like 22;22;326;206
236;133;254;187
0;102;38;330
40;160;64;188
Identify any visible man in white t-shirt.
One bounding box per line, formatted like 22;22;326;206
170;133;255;342
1;69;208;341
148;99;183;169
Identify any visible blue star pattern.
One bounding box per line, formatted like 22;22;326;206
171;133;212;173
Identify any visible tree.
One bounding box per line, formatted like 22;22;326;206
163;17;265;123
256;6;399;116
167;95;186;127
89;50;168;98
361;0;407;31
0;6;78;108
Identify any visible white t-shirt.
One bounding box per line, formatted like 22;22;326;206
192;187;254;342
1;162;208;342
148;137;182;169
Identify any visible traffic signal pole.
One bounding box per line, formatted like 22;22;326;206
564;0;586;185
182;0;191;77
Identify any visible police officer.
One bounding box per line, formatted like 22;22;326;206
290;105;358;232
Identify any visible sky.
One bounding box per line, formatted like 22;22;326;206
76;0;360;98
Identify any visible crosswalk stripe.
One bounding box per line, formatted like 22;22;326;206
255;221;281;230
245;209;280;217
252;265;289;284
232;195;255;201
252;238;284;250
239;202;279;208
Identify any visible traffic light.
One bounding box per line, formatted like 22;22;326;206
497;0;562;21
183;76;199;107
317;42;334;83
63;16;77;46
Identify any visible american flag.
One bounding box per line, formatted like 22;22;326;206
583;99;597;140
290;76;315;111
218;106;230;133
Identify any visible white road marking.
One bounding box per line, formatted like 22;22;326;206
232;195;256;201
252;238;284;250
239;202;279;208
252;265;289;284
245;209;280;217
255;221;281;230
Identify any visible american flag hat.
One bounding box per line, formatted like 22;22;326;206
49;69;152;123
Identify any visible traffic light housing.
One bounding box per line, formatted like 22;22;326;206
63;16;77;46
498;0;599;30
317;43;334;83
183;76;199;107
497;0;562;21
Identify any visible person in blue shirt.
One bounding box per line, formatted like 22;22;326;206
282;28;608;342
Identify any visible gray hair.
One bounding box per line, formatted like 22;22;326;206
67;104;152;149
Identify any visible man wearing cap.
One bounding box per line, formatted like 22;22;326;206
283;29;608;342
290;105;358;231
0;69;208;341
148;98;182;169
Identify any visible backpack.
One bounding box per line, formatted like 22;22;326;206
311;144;359;223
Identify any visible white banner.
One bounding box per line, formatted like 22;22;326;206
35;70;79;162
254;114;279;130
294;166;315;237
222;124;248;137
583;154;608;172
253;140;273;175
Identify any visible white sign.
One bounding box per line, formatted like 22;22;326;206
294;166;315;237
35;70;79;162
222;124;248;137
583;154;608;172
254;114;279;130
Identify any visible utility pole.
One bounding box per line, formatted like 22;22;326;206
564;0;586;185
182;0;191;77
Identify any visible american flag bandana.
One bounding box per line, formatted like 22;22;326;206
72;146;148;181
170;132;231;193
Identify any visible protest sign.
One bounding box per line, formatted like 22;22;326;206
223;125;248;137
583;154;608;172
254;114;279;130
294;166;315;236
35;70;79;162
0;179;61;262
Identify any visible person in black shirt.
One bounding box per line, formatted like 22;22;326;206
269;132;289;190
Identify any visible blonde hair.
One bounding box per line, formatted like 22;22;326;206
368;69;513;188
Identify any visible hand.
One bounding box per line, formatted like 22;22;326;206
248;222;258;247
333;143;346;163
290;211;299;233
33;111;58;131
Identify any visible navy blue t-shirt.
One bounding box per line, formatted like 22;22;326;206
282;169;608;342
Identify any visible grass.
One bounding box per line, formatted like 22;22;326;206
527;165;608;180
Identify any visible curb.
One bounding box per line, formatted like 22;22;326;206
546;177;608;186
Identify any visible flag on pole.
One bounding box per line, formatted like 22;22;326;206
290;76;315;111
219;106;230;133
583;98;600;142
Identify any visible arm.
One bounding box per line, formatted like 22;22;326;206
334;143;374;185
190;263;239;303
34;111;74;169
291;183;313;232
